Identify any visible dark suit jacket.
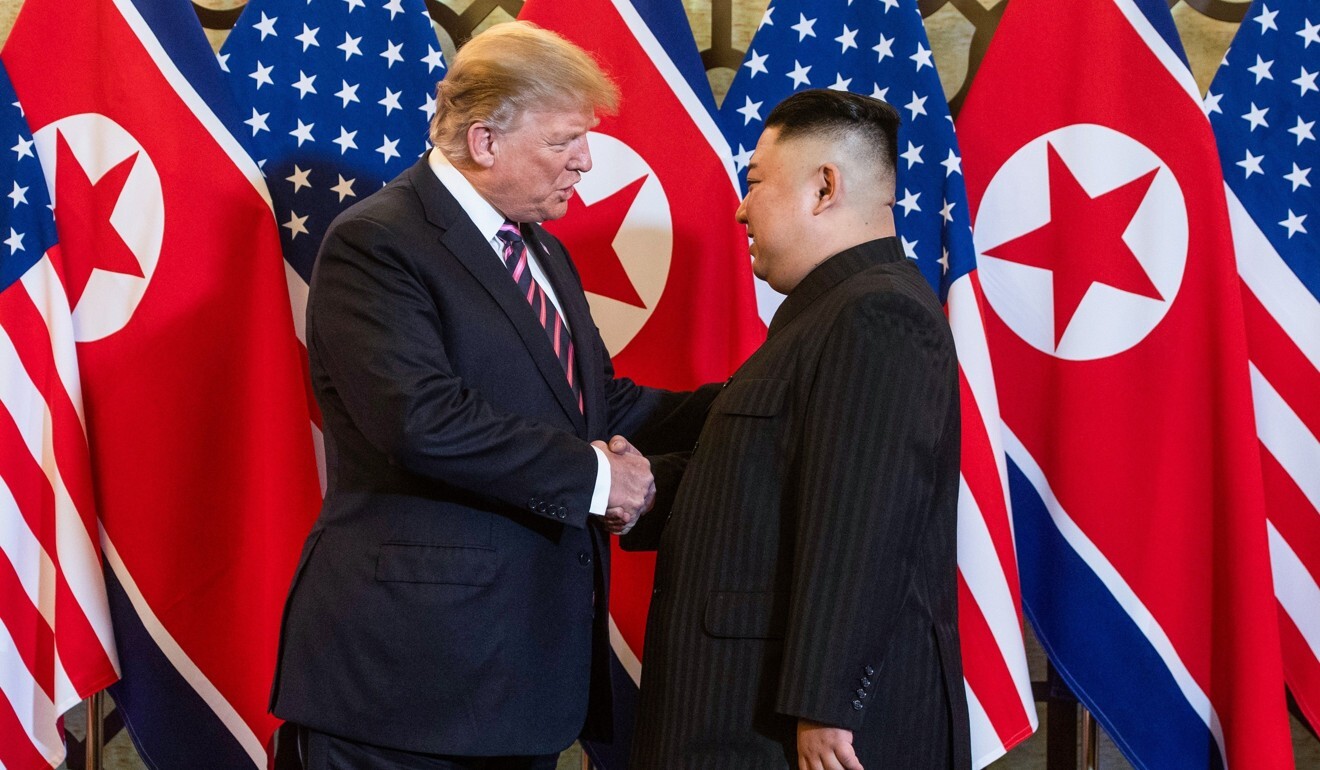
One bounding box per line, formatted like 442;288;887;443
627;238;971;770
269;155;708;757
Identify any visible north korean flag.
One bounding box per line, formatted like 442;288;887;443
517;0;765;765
3;0;323;766
956;0;1294;766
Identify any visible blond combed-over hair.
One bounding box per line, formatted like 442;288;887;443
430;22;620;166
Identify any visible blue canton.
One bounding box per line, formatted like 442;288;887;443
0;63;57;294
1208;0;1319;301
220;0;443;281
719;0;975;299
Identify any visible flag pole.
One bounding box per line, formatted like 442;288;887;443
86;691;105;770
1080;706;1098;769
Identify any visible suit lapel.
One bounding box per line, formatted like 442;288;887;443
410;158;587;433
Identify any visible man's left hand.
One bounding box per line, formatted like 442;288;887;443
796;719;863;770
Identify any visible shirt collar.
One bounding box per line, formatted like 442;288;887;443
428;150;509;245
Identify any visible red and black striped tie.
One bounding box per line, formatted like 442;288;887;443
497;222;583;412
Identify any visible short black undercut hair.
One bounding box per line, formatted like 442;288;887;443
763;89;901;176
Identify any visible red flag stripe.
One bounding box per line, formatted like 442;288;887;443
0;548;56;701
0;324;116;673
1261;453;1320;583
2;276;101;539
957;573;1035;747
0;684;57;770
1277;597;1320;733
957;372;1019;596
0;357;118;702
1241;287;1320;438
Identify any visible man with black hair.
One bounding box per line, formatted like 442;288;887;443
623;89;970;770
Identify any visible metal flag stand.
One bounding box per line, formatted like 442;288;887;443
86;692;104;770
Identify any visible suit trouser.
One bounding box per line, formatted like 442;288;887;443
297;726;560;770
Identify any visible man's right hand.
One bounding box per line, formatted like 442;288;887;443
592;436;654;534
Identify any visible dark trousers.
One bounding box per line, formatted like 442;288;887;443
297;726;561;770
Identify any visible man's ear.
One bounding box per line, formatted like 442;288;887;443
467;123;497;169
812;163;841;215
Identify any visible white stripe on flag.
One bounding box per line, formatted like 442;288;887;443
1267;522;1320;662
964;677;1005;770
286;261;309;346
21;259;83;428
1228;186;1320;372
0;324;115;658
1250;363;1320;513
1001;425;1227;761
608;612;642;687
956;477;1033;711
0;617;61;765
948;276;1011;519
0;470;57;627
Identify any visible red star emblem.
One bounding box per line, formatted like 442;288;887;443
985;143;1164;347
54;130;144;306
546;174;648;308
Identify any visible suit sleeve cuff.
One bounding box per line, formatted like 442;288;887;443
589;445;610;515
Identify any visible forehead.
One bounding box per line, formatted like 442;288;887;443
748;127;789;171
511;105;598;136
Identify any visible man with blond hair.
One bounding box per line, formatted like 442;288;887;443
270;22;709;769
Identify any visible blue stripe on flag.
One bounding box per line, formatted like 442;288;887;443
1009;460;1225;770
104;568;257;770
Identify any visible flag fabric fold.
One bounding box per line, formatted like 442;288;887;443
719;3;1037;765
3;0;323;766
0;61;120;770
958;0;1295;765
1207;0;1320;733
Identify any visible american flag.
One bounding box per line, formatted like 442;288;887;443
0;63;119;769
718;2;1037;765
1208;0;1320;732
220;0;441;293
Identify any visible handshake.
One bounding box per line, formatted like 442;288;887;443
592;435;654;536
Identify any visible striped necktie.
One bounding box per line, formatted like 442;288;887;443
496;222;583;411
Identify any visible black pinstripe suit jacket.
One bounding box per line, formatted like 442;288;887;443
626;237;971;770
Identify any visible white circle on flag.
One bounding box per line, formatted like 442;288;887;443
33;113;163;343
578;131;671;355
974;123;1187;361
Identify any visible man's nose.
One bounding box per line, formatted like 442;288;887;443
735;198;748;224
571;138;592;173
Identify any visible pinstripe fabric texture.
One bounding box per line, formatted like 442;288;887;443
628;238;970;770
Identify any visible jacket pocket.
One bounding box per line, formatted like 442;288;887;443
703;590;788;639
375;542;497;586
711;378;788;418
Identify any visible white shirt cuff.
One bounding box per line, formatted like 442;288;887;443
589;445;611;515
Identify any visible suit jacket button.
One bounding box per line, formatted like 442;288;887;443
528;498;538;510
851;700;864;711
537;502;548;513
861;677;872;689
579;552;592;565
559;506;568;518
864;665;874;676
856;689;866;699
